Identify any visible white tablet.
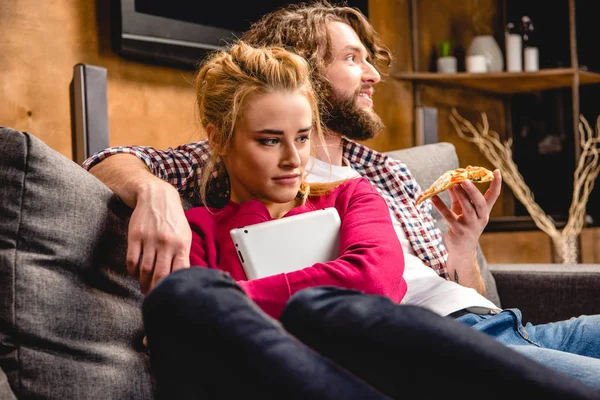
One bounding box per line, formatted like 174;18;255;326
229;207;341;280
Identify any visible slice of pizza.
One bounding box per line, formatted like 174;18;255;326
415;165;495;205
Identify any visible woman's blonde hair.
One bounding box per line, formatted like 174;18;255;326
196;41;342;208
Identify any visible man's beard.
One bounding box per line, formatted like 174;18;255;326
319;82;384;141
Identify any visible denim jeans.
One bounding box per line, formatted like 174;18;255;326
143;268;600;399
455;309;600;391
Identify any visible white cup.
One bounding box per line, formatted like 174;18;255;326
437;56;457;74
466;54;488;73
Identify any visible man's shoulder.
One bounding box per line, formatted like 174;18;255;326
175;139;211;155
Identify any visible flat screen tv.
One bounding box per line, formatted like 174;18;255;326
111;0;369;70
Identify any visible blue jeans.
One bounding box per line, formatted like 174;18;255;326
143;268;600;399
456;309;600;391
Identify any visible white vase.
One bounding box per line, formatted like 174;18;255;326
467;35;504;72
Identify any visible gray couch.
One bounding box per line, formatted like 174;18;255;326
1;126;599;399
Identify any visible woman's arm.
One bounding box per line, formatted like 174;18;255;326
187;211;216;268
238;179;407;318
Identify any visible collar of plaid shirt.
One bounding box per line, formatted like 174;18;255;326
188;138;449;279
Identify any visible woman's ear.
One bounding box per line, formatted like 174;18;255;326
205;123;217;144
206;124;227;157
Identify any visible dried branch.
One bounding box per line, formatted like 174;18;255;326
564;115;600;236
449;108;600;263
449;108;559;239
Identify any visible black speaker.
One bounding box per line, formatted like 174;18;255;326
69;64;109;165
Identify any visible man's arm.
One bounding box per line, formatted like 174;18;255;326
431;169;502;296
446;247;486;296
82;140;210;197
89;154;191;295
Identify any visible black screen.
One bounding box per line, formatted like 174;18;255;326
114;0;368;69
135;1;369;34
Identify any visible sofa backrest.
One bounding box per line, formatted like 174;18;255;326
384;143;501;307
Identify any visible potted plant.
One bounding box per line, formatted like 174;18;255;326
437;40;457;73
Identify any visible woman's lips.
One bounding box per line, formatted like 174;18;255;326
273;174;300;185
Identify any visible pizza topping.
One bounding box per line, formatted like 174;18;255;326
415;165;495;205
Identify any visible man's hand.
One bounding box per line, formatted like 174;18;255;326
430;169;502;291
127;180;192;295
88;154;192;295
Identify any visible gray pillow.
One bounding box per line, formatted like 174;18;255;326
0;367;17;400
385;143;501;308
0;128;154;399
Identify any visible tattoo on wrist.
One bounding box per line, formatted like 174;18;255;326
454;270;459;284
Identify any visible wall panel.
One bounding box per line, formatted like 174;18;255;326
362;0;414;152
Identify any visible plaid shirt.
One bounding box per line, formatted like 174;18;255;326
83;139;449;279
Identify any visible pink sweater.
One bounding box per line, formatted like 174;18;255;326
185;177;406;319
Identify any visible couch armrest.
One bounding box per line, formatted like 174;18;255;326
489;263;600;325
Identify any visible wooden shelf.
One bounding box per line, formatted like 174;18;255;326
392;68;600;94
484;216;568;232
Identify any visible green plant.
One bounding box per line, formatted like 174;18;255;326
439;40;452;58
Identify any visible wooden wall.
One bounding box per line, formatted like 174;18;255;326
480;227;600;264
0;0;200;160
362;0;415;152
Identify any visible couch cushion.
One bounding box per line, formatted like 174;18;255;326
0;127;154;399
385;143;501;307
0;367;17;400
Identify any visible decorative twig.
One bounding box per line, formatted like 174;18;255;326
449;108;600;263
563;116;600;236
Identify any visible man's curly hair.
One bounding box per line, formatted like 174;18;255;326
241;0;392;78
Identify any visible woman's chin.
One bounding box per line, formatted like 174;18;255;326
269;188;302;204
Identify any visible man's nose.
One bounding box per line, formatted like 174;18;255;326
363;61;381;85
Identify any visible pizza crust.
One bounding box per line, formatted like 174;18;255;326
415;166;495;205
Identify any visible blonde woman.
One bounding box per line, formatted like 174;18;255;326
183;41;405;319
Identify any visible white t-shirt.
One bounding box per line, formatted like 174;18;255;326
305;157;501;316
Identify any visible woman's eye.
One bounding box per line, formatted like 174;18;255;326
346;55;356;62
297;135;310;144
259;138;279;146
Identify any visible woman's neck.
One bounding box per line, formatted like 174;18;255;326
266;199;301;219
228;188;301;219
